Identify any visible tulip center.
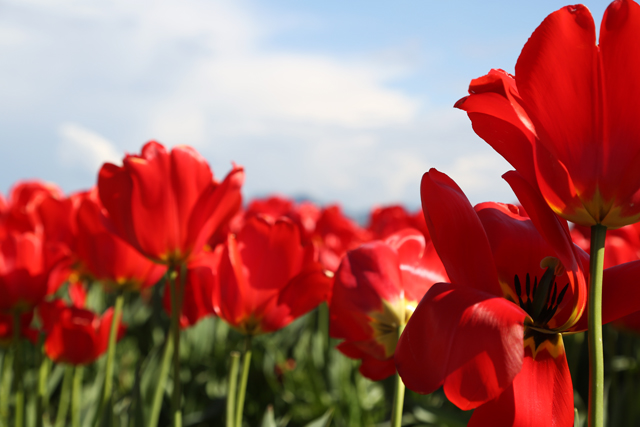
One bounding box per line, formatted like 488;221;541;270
513;267;569;328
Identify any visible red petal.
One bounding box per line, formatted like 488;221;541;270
456;69;537;186
169;145;214;250
469;337;574;427
395;283;526;409
598;0;640;225
573;259;640;331
329;241;402;342
516;5;600;203
420;170;502;296
189;166;244;259
125;142;178;261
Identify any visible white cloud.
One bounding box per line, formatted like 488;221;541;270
0;0;512;211
57;123;121;172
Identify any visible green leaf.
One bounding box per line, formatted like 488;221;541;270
303;409;333;427
261;405;277;427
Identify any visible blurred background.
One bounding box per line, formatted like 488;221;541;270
0;0;609;215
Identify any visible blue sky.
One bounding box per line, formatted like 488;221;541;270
0;0;611;214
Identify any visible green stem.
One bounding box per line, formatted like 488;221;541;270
13;312;24;427
226;352;240;427
0;350;13;424
235;336;252;427
36;345;51;427
72;366;84;427
148;333;174;427
170;264;186;427
92;292;125;427
588;224;606;427
55;366;74;427
390;324;406;427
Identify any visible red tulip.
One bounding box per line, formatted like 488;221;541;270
367;205;429;241
0;230;65;313
76;194;166;292
98;141;244;265
245;195;320;242
312;205;371;272
213;216;332;335
39;300;126;365
0;181;64;236
456;0;640;227
395;169;640;426
329;228;446;380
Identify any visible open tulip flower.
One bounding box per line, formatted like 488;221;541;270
39;300;126;365
329;228;446;381
213;215;332;336
98;140;244;266
456;0;640;228
395;169;640;426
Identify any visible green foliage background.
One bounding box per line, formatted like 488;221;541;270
3;279;640;427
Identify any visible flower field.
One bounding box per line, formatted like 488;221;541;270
3;1;640;427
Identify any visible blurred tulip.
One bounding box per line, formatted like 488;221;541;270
367;205;429;241
98;140;244;265
39;300;126;365
214;215;332;336
0;230;65;313
312;205;371;272
329;228;447;380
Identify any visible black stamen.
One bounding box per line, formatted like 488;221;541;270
525;273;531;300
556;284;569;306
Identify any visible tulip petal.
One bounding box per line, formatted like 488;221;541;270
420;169;502;296
395;283;527;410
455;69;537;186
599;0;640;224
468;337;574;427
572;259;640;331
515;5;600;194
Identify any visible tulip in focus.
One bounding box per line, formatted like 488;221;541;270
395;169;640;426
456;0;640;228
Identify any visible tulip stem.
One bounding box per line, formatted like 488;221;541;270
0;349;14;423
72;366;84;427
226;352;240;427
588;224;606;427
390;324;406;427
93;292;125;427
170;264;186;427
12;312;24;427
148;332;173;427
55;366;74;427
235;336;252;427
36;336;50;427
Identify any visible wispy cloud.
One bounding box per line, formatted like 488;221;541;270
57;123;121;172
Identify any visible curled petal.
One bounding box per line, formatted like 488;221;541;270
395;283;527;410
